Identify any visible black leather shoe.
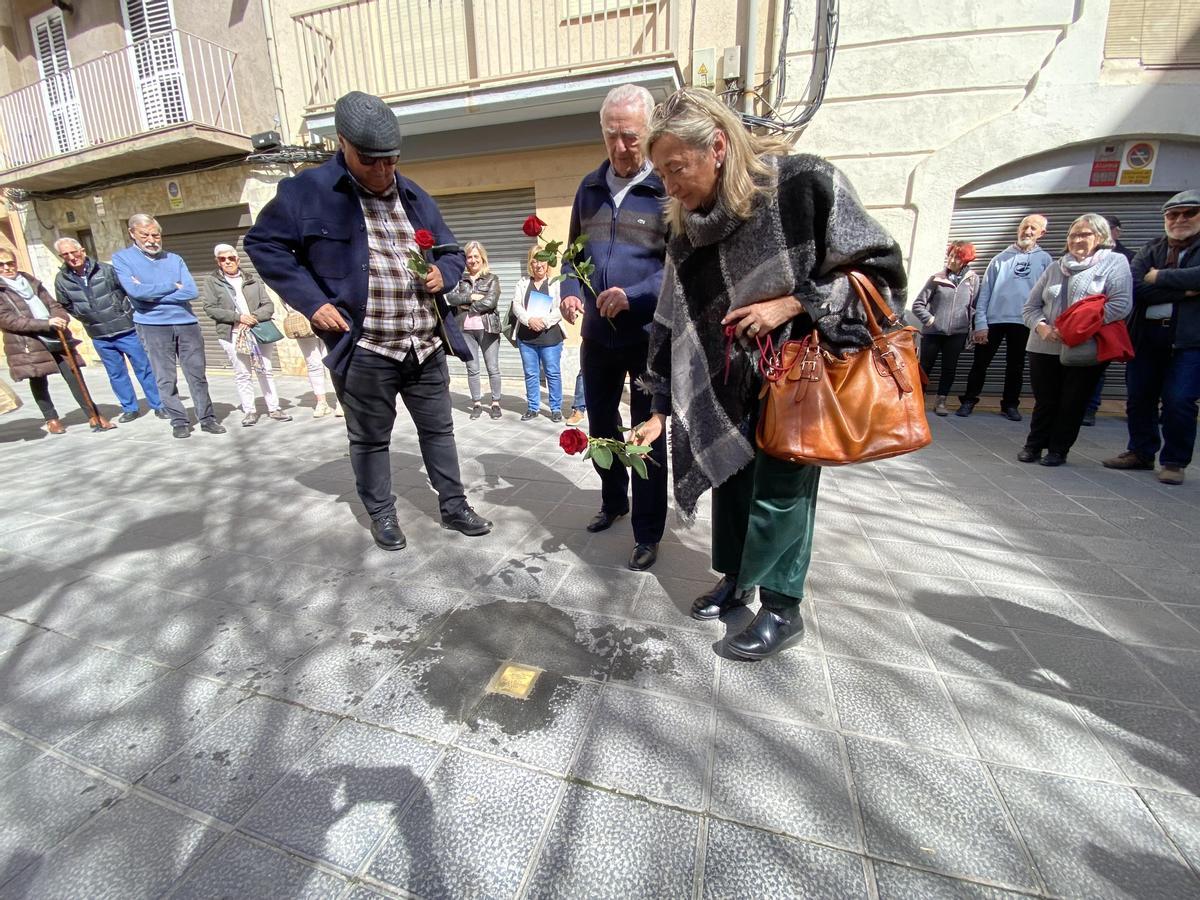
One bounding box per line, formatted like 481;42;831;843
1001;406;1023;422
628;543;657;571
727;599;805;660
955;400;976;417
441;506;492;536
586;509;628;533
118;411;140;423
520;409;538;421
172;425;191;439
550;410;563;423
1017;447;1041;463
691;576;753;620
200;422;227;434
1039;451;1067;467
370;515;406;551
154;408;170;419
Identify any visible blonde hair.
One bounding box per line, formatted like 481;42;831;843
647;88;788;234
526;244;553;276
463;240;490;274
0;247;16;264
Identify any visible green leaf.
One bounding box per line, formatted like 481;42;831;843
626;443;652;455
544;240;563;255
592;445;614;469
630;455;648;479
582;446;593;461
533;249;559;265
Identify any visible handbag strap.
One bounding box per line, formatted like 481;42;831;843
845;270;899;337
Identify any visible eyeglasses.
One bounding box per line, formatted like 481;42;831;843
0;260;17;268
350;146;398;167
1165;208;1199;221
1069;230;1096;239
216;255;239;262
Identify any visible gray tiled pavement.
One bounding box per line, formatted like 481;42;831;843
1;372;1199;898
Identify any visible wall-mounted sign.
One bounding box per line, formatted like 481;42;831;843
1089;144;1120;188
1118;140;1158;186
166;180;184;209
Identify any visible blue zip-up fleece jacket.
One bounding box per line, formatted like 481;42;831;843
558;160;668;349
244;152;468;376
973;243;1053;330
111;246;199;326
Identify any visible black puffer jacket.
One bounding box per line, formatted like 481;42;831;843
53;259;135;339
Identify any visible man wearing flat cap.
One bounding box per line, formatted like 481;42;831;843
246;90;491;549
1103;189;1200;485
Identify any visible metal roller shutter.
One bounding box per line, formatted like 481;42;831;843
435;188;537;386
940;192;1174;400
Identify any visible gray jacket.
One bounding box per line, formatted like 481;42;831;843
1023;250;1133;356
201;269;276;342
912;269;978;335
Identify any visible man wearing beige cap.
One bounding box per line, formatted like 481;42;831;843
246;91;491;549
1103;189;1200;485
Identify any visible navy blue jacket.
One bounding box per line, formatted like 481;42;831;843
1130;236;1200;350
244;152;469;375
559;160;668;349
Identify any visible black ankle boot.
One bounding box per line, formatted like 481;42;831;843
691;575;754;620
726;592;804;660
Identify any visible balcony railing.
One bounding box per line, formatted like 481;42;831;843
0;30;243;172
293;0;676;110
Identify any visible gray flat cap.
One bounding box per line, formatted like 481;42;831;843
334;91;402;158
1162;189;1200;212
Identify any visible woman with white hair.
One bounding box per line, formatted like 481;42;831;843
200;244;292;426
1019;213;1132;466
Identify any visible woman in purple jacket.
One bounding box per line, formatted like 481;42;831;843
912;242;979;416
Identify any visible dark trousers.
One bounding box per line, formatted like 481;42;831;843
94;330;162;413
332;346;467;521
136;322;214;427
919;332;968;397
960;323;1030;408
1025;352;1105;456
580;339;668;545
27;353;88;419
1125;324;1200;468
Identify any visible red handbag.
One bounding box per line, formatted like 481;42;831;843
755;270;932;466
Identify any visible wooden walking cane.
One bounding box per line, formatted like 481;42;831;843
54;325;114;431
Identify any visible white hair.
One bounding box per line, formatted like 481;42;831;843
600;84;654;125
54;237;83;254
213;243;237;257
128;213;160;231
1070;213;1113;248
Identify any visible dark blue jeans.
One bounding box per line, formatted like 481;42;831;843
1125;324;1200;468
93;330;162;413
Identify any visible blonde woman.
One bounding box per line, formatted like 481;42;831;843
446;240;503;419
510;245;564;421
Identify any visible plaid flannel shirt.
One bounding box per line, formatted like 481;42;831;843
353;177;441;363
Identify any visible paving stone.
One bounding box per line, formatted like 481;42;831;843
457;672;601;774
1017;630;1175;704
0;618;39;655
511;604;626;680
1130;645;1200;710
846;737;1036;890
571;686;709;810
815;603;931;669
116;599;262;668
806;561;902;610
348;583;463;643
889;573;1003;625
0;795;220;899
629;575;725;631
711;712;857;849
1141;790;1200;873
870;540;964;579
550;564;645;618
955;549;1060;590
1071;696;1200;795
872;861;1036;899
991;766;1200;898
213;559;405;624
606;623;717;702
0;732;40;784
369;749;559;898
702;819;868;898
828;657;972;754
0;630;102;706
523;783;698;899
172;835;347;898
1037;558;1150;600
980;584;1106;638
716;648;833;728
242;721;439;871
184;610;333;690
909;617;1048;687
945;678;1123;781
255;630;411;714
60;671;243;781
1069;594;1200;650
144;696;335;823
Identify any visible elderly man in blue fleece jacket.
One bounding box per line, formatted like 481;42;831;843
112;214;225;438
559;83;670;573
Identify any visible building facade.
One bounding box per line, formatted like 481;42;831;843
2;0;1198;387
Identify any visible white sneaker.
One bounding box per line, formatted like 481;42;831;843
313;400;332;418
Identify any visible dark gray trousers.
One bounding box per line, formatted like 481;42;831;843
135;323;215;427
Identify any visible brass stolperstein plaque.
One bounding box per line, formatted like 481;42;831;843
487;662;540;699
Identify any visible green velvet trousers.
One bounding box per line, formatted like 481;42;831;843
710;450;821;609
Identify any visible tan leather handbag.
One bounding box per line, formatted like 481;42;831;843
756;270;931;466
282;308;314;339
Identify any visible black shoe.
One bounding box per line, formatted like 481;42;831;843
172;425;191;439
1039;451;1067;467
470;404;483;420
628;543;658;571
691;576;754;620
490;403;502;419
1017;447;1041;463
441;506;492;536
520;409;538;421
955;400;977;417
118;411;140;423
1081;410;1096;427
154;408;170;420
370;515;406;551
586;508;628;533
1000;406;1023;422
550;410;563;423
200;422;227;434
727;598;805;660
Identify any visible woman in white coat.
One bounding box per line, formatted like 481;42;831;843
510;245;565;421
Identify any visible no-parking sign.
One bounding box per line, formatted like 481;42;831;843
1117;140;1158;186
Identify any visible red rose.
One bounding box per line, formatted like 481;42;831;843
413;229;435;250
559;427;589;455
522;215;546;238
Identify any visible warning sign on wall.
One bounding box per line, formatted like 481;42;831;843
1117;140;1158;186
1089;144;1121;188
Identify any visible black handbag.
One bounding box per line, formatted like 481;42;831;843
502;304;519;347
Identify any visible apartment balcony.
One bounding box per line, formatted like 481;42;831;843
0;30;250;193
293;0;680;157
